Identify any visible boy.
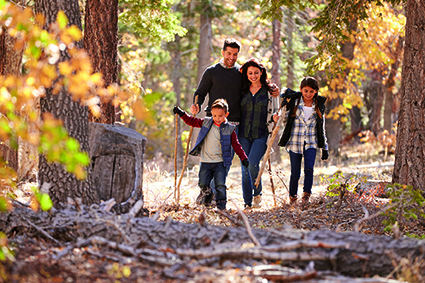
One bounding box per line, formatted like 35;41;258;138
173;99;249;210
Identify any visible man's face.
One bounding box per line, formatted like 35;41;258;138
221;47;239;68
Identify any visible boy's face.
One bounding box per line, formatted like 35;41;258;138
300;86;317;105
211;108;229;125
221;47;239;68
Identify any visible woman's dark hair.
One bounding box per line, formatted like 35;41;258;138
240;58;271;95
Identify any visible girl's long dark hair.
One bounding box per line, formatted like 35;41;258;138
240;58;271;95
292;77;322;119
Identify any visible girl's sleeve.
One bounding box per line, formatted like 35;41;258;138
322;116;329;150
231;131;248;161
181;113;204;128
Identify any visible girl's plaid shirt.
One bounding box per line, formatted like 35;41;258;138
282;99;328;154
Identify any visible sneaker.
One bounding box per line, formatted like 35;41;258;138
252;195;262;208
244;203;252;210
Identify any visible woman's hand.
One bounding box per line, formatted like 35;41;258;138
273;113;279;122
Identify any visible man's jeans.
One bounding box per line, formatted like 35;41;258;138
239;136;268;206
288;147;317;198
199;162;227;209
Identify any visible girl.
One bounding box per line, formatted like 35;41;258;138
276;77;329;206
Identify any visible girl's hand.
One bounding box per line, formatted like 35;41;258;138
273;114;279;122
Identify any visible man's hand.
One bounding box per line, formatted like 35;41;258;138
242;159;249;168
173;106;185;117
190;104;200;115
321;149;329;160
269;83;280;97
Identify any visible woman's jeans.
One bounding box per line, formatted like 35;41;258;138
288;148;317;198
239;136;268;206
199;162;227;209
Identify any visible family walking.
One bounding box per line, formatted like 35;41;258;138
174;38;329;210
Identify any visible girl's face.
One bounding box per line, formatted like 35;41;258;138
247;66;262;85
300;86;317;105
211;108;229;125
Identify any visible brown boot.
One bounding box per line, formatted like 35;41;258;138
301;192;311;207
289;196;297;205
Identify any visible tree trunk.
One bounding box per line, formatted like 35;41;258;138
326;17;357;155
384;35;404;133
3;204;425;278
271;19;281;163
35;0;97;206
393;0;425;191
0;30;20;172
171;34;184;164
364;70;385;136
284;10;295;90
84;0;118;124
190;8;212;167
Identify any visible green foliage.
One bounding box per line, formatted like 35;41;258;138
382;184;425;236
0;232;14;261
323;172;360;197
119;0;187;43
32;187;53;211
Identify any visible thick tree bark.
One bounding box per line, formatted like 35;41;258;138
35;0;97;206
84;0;118;124
393;0;425;191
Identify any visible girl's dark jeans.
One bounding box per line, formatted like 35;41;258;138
288;148;317;198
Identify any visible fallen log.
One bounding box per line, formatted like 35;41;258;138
1;202;425;279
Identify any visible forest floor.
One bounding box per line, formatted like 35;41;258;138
3;141;424;282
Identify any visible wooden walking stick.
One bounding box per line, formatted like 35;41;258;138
175;96;198;204
267;156;277;207
173;113;178;198
255;103;286;188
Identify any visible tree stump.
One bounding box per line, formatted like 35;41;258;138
88;122;146;212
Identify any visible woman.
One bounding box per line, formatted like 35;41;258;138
239;58;279;208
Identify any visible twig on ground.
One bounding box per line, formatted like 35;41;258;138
237;208;261;246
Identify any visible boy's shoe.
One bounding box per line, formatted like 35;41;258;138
216;200;226;211
196;187;214;206
252;195;262;208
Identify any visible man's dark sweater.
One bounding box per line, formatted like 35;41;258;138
194;62;242;122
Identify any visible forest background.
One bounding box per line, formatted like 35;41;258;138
0;0;425;281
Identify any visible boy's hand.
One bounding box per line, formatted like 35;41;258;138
321;149;329;160
173;106;185;117
242;159;249;168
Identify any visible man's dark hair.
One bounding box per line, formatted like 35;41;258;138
223;38;241;52
211;98;229;113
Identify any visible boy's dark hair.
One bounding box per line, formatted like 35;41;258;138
211;98;229;113
223;38;241;52
300;77;319;91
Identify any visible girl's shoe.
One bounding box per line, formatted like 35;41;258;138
289;196;297;205
301;192;311;208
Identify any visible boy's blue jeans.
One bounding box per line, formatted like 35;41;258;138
238;136;268;206
288;148;317;198
199;162;227;209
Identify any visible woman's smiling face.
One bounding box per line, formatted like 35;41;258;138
247;66;262;85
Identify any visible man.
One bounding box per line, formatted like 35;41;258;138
190;38;279;206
